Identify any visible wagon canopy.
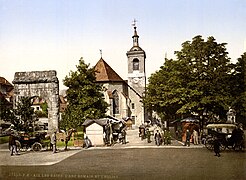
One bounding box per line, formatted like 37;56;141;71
206;124;236;129
180;117;199;123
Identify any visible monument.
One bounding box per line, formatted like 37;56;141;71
12;70;59;132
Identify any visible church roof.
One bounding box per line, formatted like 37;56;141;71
94;58;124;82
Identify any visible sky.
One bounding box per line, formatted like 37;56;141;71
0;0;246;90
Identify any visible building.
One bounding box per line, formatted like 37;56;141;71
0;77;14;132
0;76;14;108
94;25;147;126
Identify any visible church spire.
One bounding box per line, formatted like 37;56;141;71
132;19;139;47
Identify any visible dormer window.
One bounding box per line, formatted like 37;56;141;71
133;59;139;71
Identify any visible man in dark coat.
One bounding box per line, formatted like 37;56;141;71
213;136;221;157
184;129;191;146
154;130;162;146
9;132;19;156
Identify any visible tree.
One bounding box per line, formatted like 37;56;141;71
145;35;232;124
14;96;38;132
175;36;232;119
0;96;38;132
230;52;246;125
0;98;17;126
144;58;188;123
60;57;109;130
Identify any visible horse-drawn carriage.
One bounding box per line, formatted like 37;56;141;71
15;131;49;152
205;124;245;151
104;118;127;145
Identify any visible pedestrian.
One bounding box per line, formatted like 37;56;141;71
51;131;57;153
213;136;221;157
154;130;162;146
84;136;92;149
184;129;191;146
9;132;19;156
146;128;151;143
193;130;199;145
175;130;179;139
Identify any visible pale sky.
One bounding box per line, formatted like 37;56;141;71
1;0;246;90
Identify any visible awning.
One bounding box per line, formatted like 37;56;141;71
206;124;236;129
181;117;199;123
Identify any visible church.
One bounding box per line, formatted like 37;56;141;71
94;25;147;126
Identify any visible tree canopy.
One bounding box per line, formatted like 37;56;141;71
144;35;234;124
229;52;246;124
60;58;109;130
0;96;38;132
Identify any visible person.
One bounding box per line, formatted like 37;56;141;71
154;130;162;146
193;130;199;145
175;130;179;139
104;121;111;145
9;132;19;156
51;131;57;153
84;136;92;149
213;136;221;157
146;128;151;143
121;128;127;144
184;129;191;146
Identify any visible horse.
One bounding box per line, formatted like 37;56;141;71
64;128;77;150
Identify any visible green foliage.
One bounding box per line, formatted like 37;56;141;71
229;52;246;124
35;110;47;118
145;35;232;123
0;100;15;122
14;96;39;132
0;136;9;144
60;57;109;130
40;102;48;116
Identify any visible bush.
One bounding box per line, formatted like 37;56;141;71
0;136;9;144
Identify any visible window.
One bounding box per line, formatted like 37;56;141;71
132;103;135;109
131;116;136;125
112;91;119;114
133;59;139;71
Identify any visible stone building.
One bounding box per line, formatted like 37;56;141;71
94;25;147;126
12;70;59;132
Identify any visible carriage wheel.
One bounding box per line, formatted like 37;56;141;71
32;142;42;152
205;138;214;151
219;144;226;151
15;140;21;152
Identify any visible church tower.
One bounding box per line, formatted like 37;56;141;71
126;21;146;126
126;23;146;95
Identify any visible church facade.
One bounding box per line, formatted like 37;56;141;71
94;26;147;126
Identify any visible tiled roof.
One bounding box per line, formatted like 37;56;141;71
0;77;13;87
94;58;124;82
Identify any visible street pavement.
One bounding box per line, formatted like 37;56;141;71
0;128;245;180
0;128;203;166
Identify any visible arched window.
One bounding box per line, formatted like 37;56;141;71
112;90;119;115
133;58;139;71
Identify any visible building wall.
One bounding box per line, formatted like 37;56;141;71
85;123;104;146
99;82;129;119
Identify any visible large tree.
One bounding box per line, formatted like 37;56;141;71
230;52;246;125
145;35;232;124
60;58;109;130
0;96;38;132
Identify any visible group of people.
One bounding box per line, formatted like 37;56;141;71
184;129;199;146
103;120;127;146
139;124;172;146
154;129;172;146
